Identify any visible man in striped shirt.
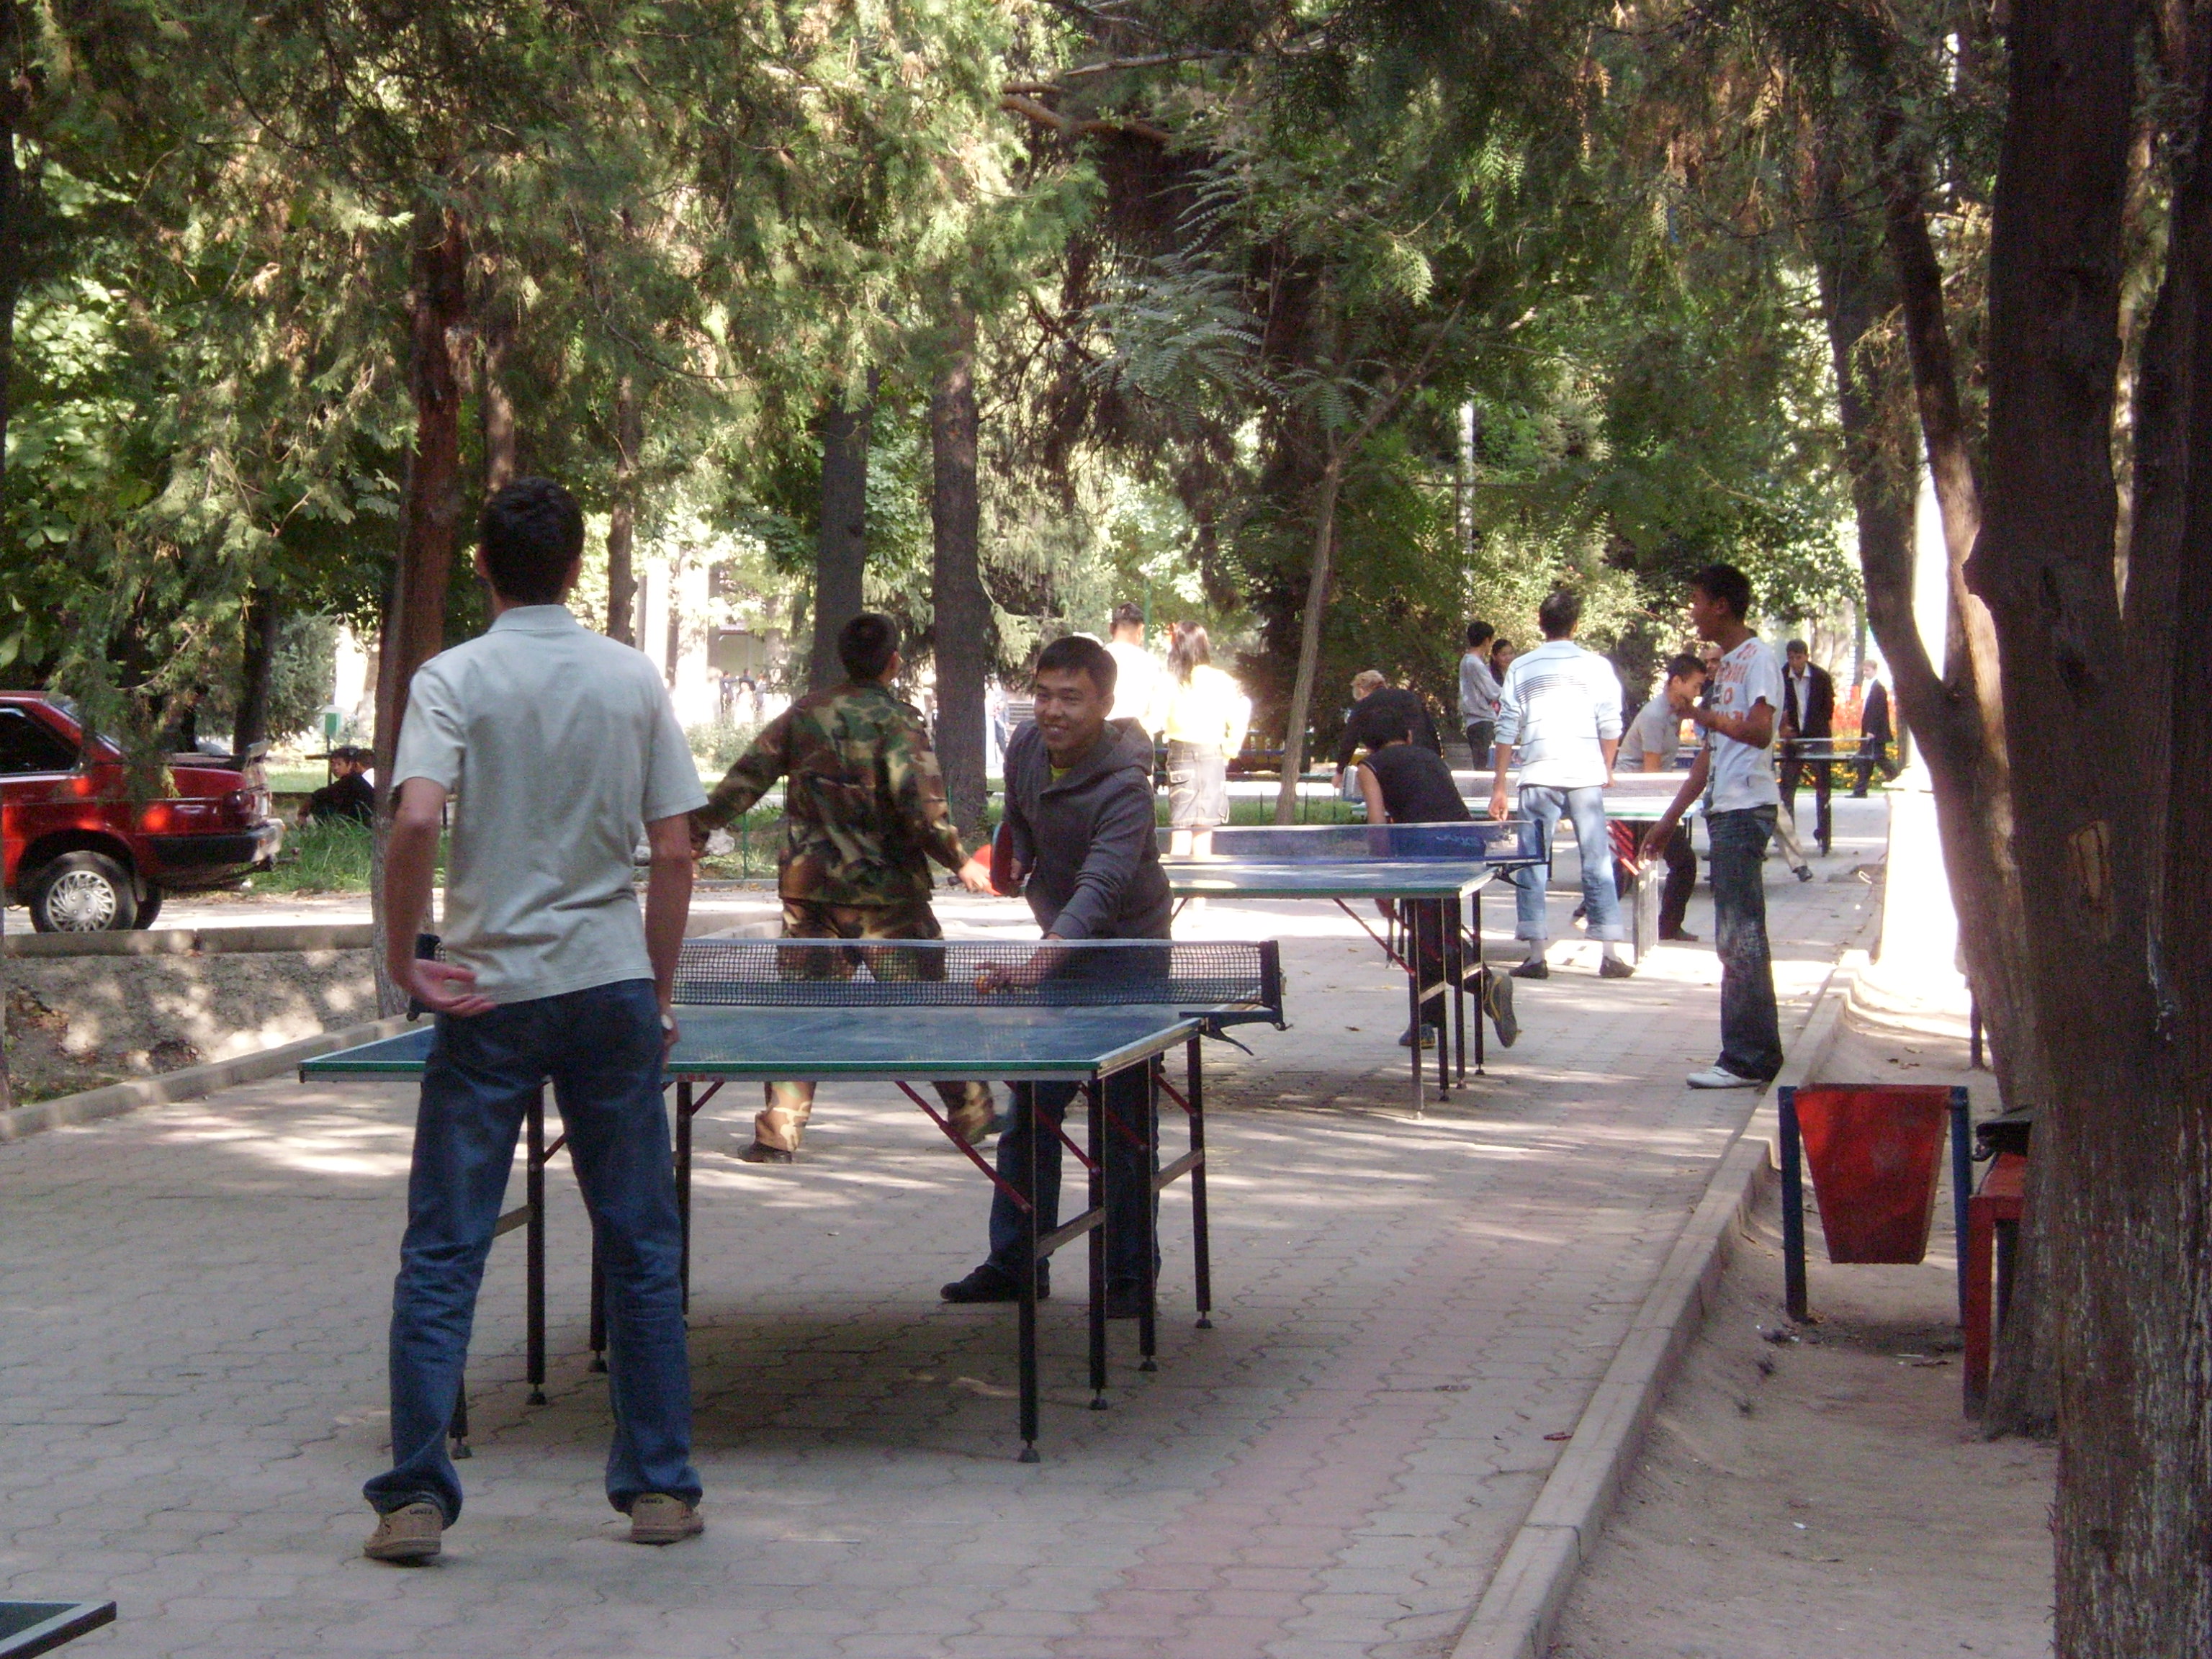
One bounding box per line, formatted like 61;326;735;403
1486;590;1632;979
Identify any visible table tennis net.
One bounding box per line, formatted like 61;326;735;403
672;936;1282;1018
1164;819;1544;864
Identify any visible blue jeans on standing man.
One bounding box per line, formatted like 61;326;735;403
1514;784;1626;943
1706;807;1785;1081
986;1070;1159;1290
364;978;699;1524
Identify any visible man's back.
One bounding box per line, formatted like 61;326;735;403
705;680;961;907
1497;639;1623;789
396;605;702;1003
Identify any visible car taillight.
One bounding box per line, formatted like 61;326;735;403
141;803;174;831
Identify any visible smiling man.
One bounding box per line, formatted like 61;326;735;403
942;634;1171;1318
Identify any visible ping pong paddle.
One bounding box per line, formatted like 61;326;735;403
989;821;1018;896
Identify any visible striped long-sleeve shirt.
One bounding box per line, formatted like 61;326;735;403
1493;639;1624;790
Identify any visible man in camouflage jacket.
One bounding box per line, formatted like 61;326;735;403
695;613;992;1161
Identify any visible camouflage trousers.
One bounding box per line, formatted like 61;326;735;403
753;899;996;1154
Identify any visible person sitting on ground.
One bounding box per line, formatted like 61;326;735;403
1487;589;1634;980
302;746;376;827
1354;724;1519;1051
693;612;994;1164
1614;654;1707;942
1156;621;1251;858
1334;669;1440;791
942;634;1172;1319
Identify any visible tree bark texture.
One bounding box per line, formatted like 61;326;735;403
930;310;991;840
606;375;642;646
233;585;280;753
1972;6;2211;1648
0;39;24;1116
370;202;469;1018
1272;453;1343;824
809;380;873;692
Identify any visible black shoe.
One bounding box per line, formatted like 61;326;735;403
1398;1024;1438;1048
1794;865;1815;883
1599;955;1635;979
940;1264;1048;1303
737;1142;794;1164
1658;927;1700;943
1510;958;1550;980
1103;1280;1146;1320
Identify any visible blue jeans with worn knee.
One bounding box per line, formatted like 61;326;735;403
1514;784;1625;942
1707;807;1785;1081
364;978;698;1523
986;1069;1159;1287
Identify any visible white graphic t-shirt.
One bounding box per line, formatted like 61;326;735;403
1705;635;1782;813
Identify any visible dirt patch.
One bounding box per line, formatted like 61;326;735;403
3;948;373;1101
1547;986;2054;1658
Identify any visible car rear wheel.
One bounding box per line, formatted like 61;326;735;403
27;852;139;932
132;885;164;929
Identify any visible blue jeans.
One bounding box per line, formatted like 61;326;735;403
364;979;698;1523
986;1070;1159;1287
1707;809;1785;1080
1514;784;1625;942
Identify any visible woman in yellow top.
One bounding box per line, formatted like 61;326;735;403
1151;622;1252;856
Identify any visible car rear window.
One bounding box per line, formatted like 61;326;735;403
0;706;80;774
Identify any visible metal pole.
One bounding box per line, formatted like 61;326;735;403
527;1087;547;1405
1949;1087;1974;1329
1088;1078;1107;1409
1018;1083;1041;1462
1188;1036;1213;1330
1779;1088;1807;1323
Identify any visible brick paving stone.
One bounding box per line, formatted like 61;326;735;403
0;805;1879;1657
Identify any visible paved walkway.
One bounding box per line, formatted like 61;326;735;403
1;801;1882;1658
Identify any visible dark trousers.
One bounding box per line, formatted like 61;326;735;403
1851;737;1897;796
1463;719;1496;760
986;1070;1158;1287
1779;745;1833;851
1707;808;1784;1082
366;979;696;1524
1607;821;1696;938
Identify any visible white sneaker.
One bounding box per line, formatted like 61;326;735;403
1686;1064;1764;1090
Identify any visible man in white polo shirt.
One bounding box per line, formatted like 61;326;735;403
1640;562;1785;1088
361;478;707;1564
1487;588;1632;979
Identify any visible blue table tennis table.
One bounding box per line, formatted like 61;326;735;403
1163;820;1545;1112
302;936;1283;1462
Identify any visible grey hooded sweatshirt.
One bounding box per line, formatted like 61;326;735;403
1003;716;1172;940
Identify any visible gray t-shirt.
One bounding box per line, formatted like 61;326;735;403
1704;635;1783;812
1616;693;1681;771
392;605;706;1004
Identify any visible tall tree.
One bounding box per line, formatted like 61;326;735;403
809;382;873;690
930;307;989;836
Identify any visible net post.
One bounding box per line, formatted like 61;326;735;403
1189;1035;1213;1329
1136;1059;1159;1372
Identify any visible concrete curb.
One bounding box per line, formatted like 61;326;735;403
4;922;374;958
1449;944;1870;1659
0;1013;413;1144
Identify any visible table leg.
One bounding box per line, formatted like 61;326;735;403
1407;927;1425;1118
588;1227;607;1372
1188;1036;1213;1331
1088;1079;1107;1411
1433;901;1449;1100
1452;896;1467;1085
1019;1086;1041;1462
1138;1061;1159;1373
1473;888;1487;1076
450;1388;470;1460
527;1087;547;1405
675;1081;692;1315
1964;1192;1995;1415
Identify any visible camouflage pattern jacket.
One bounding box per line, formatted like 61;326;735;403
698;680;966;907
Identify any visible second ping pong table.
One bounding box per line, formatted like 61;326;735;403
1163;820;1545;1112
302;936;1283;1462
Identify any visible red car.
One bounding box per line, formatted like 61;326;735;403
0;693;284;931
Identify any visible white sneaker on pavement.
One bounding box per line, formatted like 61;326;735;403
1686;1065;1764;1090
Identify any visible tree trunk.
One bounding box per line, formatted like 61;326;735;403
233;585;280;754
1272;452;1343;824
480;310;517;495
370;201;470;1017
930;308;990;841
0;34;24;1114
809;374;873;691
1971;7;2205;1649
606;375;642;645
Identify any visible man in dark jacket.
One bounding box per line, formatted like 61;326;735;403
942;634;1171;1318
1334;670;1440;787
1778;639;1836;856
1851;665;1897;796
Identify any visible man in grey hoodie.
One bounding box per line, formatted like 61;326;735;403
941;634;1172;1318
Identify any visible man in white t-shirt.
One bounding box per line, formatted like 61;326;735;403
363;479;708;1563
1486;589;1632;979
1641;562;1784;1088
1104;602;1161;732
